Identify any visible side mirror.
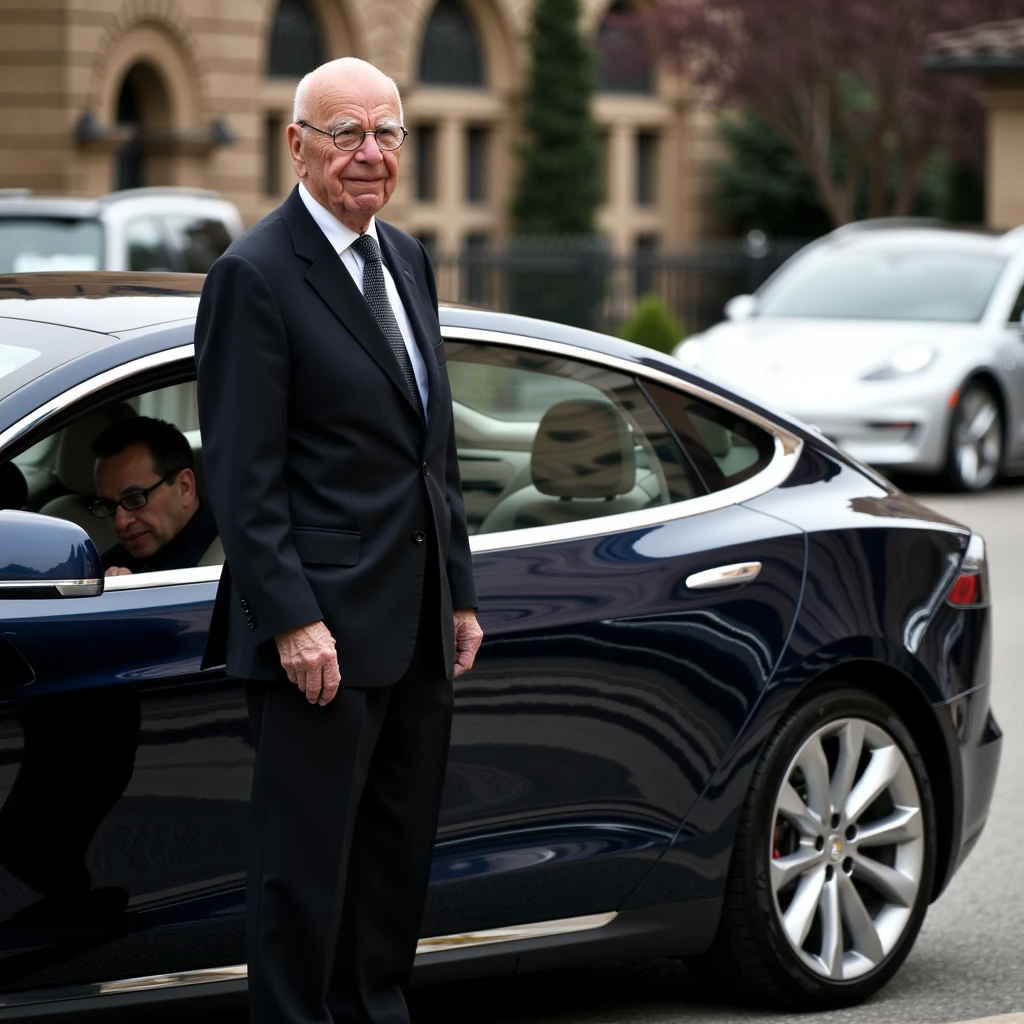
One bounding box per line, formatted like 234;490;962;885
724;294;759;321
0;510;103;598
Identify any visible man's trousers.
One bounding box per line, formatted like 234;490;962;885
244;562;453;1024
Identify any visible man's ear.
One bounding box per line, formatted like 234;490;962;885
286;123;307;180
178;467;197;503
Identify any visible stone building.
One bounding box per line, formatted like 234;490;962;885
0;0;720;253
925;18;1024;230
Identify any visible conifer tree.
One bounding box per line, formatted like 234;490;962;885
511;0;601;236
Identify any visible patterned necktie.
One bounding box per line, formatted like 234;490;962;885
352;233;425;424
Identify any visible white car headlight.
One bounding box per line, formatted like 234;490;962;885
861;344;935;381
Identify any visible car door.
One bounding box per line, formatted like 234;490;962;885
421;332;807;939
0;363;249;993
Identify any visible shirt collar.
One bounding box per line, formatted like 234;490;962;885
298;182;378;258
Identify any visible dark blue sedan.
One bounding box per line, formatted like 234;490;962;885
0;273;1001;1015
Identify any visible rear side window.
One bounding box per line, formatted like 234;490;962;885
165;216;232;273
643;381;775;491
446;342;702;535
1008;282;1024;326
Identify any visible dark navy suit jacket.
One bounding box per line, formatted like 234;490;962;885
194;186;476;685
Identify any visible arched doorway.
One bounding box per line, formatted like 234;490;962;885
114;63;173;190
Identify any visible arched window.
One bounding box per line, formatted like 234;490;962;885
419;0;485;87
596;1;654;94
267;0;325;79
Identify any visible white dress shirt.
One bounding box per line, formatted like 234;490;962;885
298;183;429;418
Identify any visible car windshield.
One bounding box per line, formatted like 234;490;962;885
0;217;104;273
758;248;1008;322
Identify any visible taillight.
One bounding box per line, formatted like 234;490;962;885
947;534;988;608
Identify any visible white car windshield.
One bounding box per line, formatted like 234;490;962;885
758;248;1008;323
0;217;104;273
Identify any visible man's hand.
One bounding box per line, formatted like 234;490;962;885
453;610;483;679
275;621;341;705
105;566;133;577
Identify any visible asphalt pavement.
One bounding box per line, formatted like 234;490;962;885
159;482;1024;1024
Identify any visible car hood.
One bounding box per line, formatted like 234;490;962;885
680;317;980;408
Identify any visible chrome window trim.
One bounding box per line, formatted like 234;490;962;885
103;564;221;591
0;911;617;1008
442;326;803;553
0;344;195;455
0;328;802;588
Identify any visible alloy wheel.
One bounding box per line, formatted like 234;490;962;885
769;718;925;981
953;388;1002;490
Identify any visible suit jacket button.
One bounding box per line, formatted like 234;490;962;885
412;530;426;544
422;462;430;477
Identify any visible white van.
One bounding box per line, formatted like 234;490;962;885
0;187;244;274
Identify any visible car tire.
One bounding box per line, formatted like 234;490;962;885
702;687;936;1010
944;382;1003;492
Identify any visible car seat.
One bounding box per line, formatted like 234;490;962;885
0;461;28;510
478;398;655;534
38;403;137;553
188;439;225;567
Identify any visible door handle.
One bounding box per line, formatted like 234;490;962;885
686;561;762;590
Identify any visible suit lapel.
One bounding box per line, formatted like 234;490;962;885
280;188;424;423
377;224;442;442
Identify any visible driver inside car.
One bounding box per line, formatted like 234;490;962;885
89;416;219;577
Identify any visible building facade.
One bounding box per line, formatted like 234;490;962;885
0;0;721;253
925;18;1024;231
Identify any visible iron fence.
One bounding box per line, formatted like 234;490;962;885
430;236;810;336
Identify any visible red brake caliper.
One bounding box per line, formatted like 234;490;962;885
772;822;781;859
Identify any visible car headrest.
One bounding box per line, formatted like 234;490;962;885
696;418;734;459
56;403;138;496
531;399;637;499
0;461;27;510
191;443;210;504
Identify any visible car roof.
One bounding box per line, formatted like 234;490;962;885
0;273;204;334
819;223;1017;257
0;195;103;219
0;272;669;368
0;188;232;220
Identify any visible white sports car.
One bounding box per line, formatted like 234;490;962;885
674;221;1024;490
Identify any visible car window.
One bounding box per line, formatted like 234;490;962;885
758;248;1007;323
165;216;233;273
0;217;103;273
642;380;776;491
446;341;702;535
1008;283;1024;326
9;377;221;577
126;218;174;272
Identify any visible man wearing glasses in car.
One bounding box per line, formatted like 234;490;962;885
89;416;219;577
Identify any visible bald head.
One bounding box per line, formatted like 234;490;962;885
287;57;405;233
293;58;403;125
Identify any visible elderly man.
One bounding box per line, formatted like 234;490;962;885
194;58;482;1024
91;416;218;577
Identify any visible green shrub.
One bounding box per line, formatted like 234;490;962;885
618;294;685;354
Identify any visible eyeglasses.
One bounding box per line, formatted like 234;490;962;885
88;470;179;518
296;120;408;152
